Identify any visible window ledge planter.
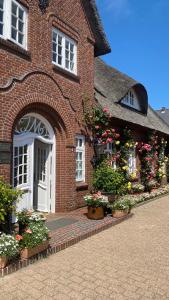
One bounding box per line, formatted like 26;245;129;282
87;206;104;220
112;209;129;218
20;240;49;260
0;256;8;269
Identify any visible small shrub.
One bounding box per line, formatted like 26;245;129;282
93;161;127;195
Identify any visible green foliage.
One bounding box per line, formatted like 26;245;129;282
0;234;19;257
18;222;49;249
109;198;134;212
17;209;30;225
0;179;22;223
93;161;127;194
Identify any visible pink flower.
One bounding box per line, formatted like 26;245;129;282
106;137;113;143
25;229;32;234
95;125;100;129
15;234;23;241
103;107;109;113
102;132;108;138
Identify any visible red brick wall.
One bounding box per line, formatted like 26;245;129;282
0;0;95;211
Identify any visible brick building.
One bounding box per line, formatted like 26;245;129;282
0;0;110;213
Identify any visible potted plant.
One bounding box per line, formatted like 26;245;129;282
0;233;19;268
84;192;108;220
17;222;50;259
17;210;46;234
17;209;30;234
109;198;133;218
93;161;127;203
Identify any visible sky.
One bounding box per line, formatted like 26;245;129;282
96;0;169;110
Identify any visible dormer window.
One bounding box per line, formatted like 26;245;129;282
0;0;28;49
121;90;141;111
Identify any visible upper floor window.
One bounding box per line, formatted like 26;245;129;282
121;90;141;111
52;28;77;75
0;0;27;48
76;136;85;182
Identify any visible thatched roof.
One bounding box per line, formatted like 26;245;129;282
94;58;169;135
156;108;169;127
82;0;111;56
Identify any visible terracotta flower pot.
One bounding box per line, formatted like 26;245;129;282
20;240;49;260
0;256;8;269
87;206;104;220
112;209;129;218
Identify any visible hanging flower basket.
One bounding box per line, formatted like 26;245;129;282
0;256;8;269
20;240;49;260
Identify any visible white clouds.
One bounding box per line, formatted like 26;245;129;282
97;0;132;20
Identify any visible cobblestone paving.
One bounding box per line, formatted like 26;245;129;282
1;195;169;300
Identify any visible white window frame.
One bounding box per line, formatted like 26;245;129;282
76;135;85;182
104;143;117;170
52;27;77;75
121;89;141;111
128;148;136;174
0;0;28;49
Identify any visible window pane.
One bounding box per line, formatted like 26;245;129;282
53;43;56;52
19;8;24;20
70;53;74;61
12;2;17;15
58;45;62;55
19;156;22;164
58;56;62;65
11;27;17;40
0;10;3;22
0;0;3;10
65;40;69;49
19;147;23;155
58;35;62;45
14;147;18;156
53;32;57;42
18;33;23;44
18;20;24;32
0;23;3;35
53;53;56;62
65;60;69;69
24;175;27;183
19;176;22;184
12;16;17;27
70;62;74;71
65;50;69;59
70;43;74;52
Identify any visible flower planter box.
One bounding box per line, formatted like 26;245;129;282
87;206;104;220
20;240;49;260
0;256;8;269
112;209;129;218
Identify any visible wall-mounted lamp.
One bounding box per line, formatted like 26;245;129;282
39;0;49;13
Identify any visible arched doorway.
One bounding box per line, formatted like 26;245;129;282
13;113;56;213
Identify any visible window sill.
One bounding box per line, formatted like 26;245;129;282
52;64;80;83
76;182;88;191
0;37;31;60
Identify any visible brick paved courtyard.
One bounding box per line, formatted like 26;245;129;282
1;195;169;300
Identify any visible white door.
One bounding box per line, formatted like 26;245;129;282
13;136;34;211
34;140;51;212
